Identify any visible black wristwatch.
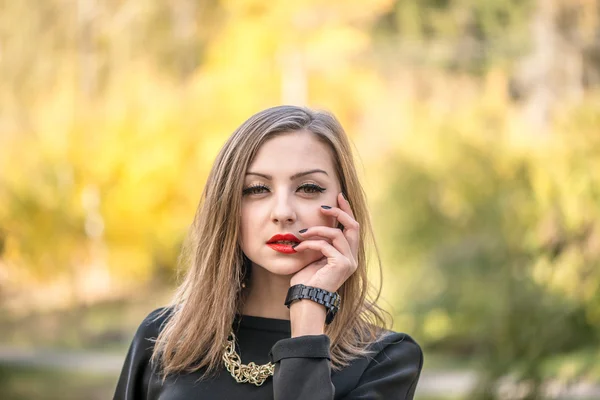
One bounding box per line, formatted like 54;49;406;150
284;284;341;325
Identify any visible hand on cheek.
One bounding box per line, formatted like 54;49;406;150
291;193;358;292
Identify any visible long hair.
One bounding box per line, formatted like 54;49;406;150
151;105;392;380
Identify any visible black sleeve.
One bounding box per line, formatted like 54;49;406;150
269;334;335;400
268;332;423;400
345;333;423;399
113;308;167;400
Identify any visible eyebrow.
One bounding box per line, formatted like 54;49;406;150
245;169;329;180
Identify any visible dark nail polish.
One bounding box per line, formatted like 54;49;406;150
342;192;347;201
292;243;299;249
321;205;332;209
299;228;308;233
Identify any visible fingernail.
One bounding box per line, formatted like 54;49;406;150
321;205;332;209
299;228;308;233
292;243;299;249
341;192;347;201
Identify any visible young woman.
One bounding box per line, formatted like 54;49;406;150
113;105;423;399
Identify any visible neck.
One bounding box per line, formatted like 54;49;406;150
241;263;292;320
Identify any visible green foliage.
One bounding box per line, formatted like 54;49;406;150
373;0;533;72
385;0;533;40
377;97;600;398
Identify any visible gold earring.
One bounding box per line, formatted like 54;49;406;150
241;282;246;288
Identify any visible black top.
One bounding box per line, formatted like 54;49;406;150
113;307;423;400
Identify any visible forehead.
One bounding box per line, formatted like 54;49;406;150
247;131;335;174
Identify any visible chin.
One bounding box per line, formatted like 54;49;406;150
252;253;306;276
262;260;305;276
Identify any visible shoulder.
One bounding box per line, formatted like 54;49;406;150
371;330;422;353
365;329;424;372
131;306;175;344
341;329;423;399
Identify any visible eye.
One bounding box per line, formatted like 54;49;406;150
242;183;326;196
297;183;326;194
242;184;270;196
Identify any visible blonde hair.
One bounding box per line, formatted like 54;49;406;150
151;105;391;380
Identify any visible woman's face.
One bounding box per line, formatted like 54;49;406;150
240;130;341;277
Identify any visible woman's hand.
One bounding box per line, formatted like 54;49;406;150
290;192;359;293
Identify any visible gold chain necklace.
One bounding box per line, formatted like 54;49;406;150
222;330;274;386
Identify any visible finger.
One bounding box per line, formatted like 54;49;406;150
338;192;355;220
320;204;359;252
292;239;343;260
321;196;359;232
298;226;352;260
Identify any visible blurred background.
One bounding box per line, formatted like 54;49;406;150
1;0;599;399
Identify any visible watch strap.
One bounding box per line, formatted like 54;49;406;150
284;284;341;325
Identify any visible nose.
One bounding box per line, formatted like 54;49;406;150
270;190;296;224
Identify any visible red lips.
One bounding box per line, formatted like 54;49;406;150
266;233;301;254
267;233;301;244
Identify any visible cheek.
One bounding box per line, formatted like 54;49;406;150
240;204;267;248
299;212;334;231
320;214;337;229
